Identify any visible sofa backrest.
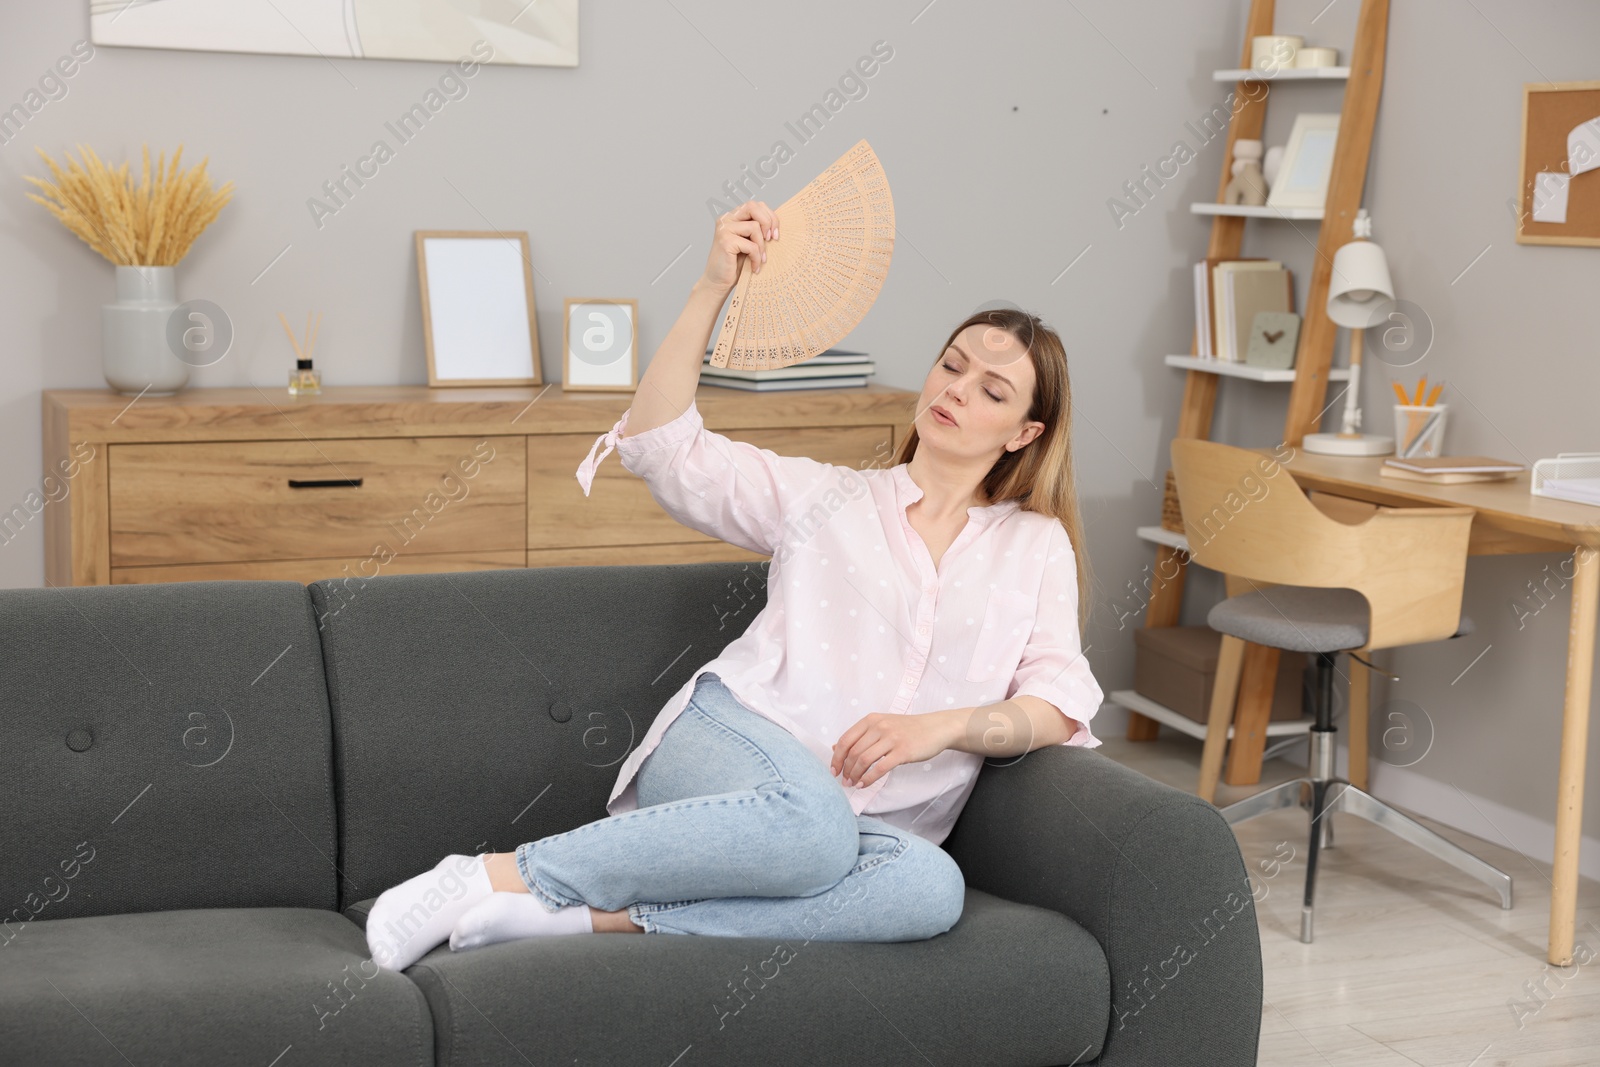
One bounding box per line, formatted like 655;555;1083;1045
309;560;769;911
0;581;339;926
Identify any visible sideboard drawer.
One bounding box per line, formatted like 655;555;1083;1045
527;424;894;550
109;436;526;567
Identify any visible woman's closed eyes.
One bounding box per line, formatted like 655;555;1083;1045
941;360;1003;402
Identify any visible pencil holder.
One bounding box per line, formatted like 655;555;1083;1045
1393;403;1447;458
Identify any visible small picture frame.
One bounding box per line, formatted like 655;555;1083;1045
562;298;638;392
1266;113;1341;211
416;230;543;387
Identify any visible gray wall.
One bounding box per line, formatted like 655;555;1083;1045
2;1;1597;876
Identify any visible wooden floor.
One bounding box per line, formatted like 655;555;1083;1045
1099;734;1600;1067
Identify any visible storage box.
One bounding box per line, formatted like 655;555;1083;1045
1133;625;1305;723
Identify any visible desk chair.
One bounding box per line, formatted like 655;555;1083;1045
1169;438;1513;943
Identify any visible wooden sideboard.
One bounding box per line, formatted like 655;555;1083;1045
42;383;920;586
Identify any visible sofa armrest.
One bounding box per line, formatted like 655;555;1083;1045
942;746;1263;1067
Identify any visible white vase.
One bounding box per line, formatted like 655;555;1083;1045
102;265;189;395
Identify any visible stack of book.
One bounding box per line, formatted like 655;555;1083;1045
700;348;875;391
1379;456;1525;484
1192;257;1294;361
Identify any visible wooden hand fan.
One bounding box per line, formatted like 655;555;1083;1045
707;139;894;370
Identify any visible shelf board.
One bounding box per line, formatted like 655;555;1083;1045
1136;525;1190;553
1213;66;1350;82
1164;354;1350;382
1190;202;1325;220
1109;688;1314;740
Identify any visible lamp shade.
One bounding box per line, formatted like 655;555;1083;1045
1325;239;1394;328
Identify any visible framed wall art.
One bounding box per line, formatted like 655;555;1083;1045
416;230;542;388
563;298;638;392
89;0;579;66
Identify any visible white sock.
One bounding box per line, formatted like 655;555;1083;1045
449;891;595;951
366;853;495;971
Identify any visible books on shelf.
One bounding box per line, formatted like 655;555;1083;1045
1222;265;1293;362
701;347;875;391
1379;455;1525;484
1193;265;1208;357
1193;258;1232;358
1192;258;1292;362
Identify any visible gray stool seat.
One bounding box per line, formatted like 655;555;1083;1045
1207;584;1474;653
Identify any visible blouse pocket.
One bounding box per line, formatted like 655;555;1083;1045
965;588;1037;683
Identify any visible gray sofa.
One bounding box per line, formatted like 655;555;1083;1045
1;561;1263;1066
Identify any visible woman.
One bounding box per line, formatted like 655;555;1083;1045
365;200;1104;972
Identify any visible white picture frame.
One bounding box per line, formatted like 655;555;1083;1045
563;298;639;392
1266;113;1342;211
416;230;543;388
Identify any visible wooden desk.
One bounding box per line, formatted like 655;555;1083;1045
1253;447;1600;967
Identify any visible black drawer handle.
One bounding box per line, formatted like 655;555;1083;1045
287;478;364;489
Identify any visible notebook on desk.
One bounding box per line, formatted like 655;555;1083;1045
1380;455;1525;483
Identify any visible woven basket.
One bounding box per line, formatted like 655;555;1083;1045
1161;467;1185;534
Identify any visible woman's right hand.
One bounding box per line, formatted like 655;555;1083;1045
700;200;779;294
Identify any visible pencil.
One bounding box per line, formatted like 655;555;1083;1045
1403;410;1422;454
1425;382;1442;406
1392;381;1410;405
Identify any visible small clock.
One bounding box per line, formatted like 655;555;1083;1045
1245;311;1301;370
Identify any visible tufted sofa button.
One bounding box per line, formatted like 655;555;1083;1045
66;728;94;752
548;701;572;723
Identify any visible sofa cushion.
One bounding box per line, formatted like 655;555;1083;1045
309;561;768;913
344;887;1107;1066
0;581;338;921
0;907;432;1066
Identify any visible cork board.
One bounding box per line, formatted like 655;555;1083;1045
1517;81;1600;247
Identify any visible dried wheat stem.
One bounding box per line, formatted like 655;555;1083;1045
24;142;233;267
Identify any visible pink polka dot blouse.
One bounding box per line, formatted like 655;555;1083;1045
575;399;1104;847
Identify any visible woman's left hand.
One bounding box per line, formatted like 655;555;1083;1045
830;711;954;788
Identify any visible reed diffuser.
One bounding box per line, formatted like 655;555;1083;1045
25;144;235;395
279;311;323;395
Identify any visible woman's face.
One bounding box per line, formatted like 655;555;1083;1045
914;323;1044;463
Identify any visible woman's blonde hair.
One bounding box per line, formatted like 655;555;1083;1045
890;306;1094;639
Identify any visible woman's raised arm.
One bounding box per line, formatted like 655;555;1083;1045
575;200;836;556
625;200;779;436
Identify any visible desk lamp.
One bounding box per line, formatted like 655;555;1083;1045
1302;208;1396;456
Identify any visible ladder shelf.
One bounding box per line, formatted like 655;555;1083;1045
1124;0;1390;800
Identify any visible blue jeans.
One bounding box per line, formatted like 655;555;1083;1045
513;673;966;941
